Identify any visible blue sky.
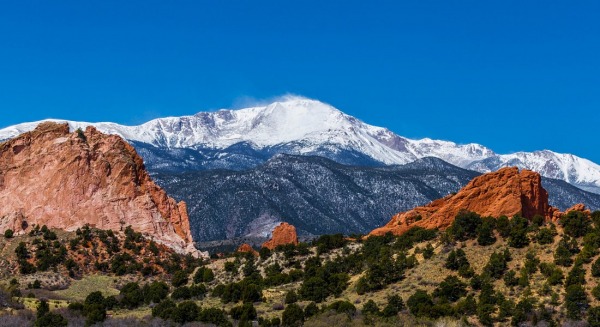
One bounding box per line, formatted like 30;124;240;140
1;1;599;162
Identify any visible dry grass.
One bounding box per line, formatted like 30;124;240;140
54;274;119;302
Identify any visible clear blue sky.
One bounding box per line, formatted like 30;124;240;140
1;1;599;162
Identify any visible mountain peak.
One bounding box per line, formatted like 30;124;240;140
1;97;600;193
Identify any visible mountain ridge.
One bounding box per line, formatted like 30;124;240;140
1;96;599;193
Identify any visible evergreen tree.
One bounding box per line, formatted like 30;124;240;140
554;239;574;267
592;258;600;277
477;218;497;246
382;294;405;317
285;290;298;304
508;215;529;248
560;210;591;238
449;211;482;241
445;249;469;271
407;290;433;317
483;251;507;279
496;216;511;238
433;275;467;302
362;300;380;316
589;306;600;327
565;284;588;320
282;303;304;327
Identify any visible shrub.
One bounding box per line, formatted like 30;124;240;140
422;243;434;259
503;270;518;287
445;249;469;271
560;210;591;238
152;299;176;320
282;303;304;327
198;307;230;326
539;262;564;286
496;216;511;238
315;234;347;254
143;281;170;304
483;251;507;279
554;239;574;267
68;302;84;311
241;283;262;303
304;302;319;318
189;284;207;298
589;306;600;327
285;290;298;304
172;301;200;324
565;284;588;320
433;275;466;302
407;289;433;317
456;294;477;316
194;267;214;283
362;300;380;316
382;294;405;317
34;312;67;327
83;291;107;325
171;270;189;287
119;282;143;309
230;302;257;321
536;228;556;245
508;215;529;248
171;286;191;300
592;285;600;300
224;261;236;272
328;301;356;317
4;229;14;238
448;211;482;241
565;262;586;287
592;258;600;277
477;218;496;246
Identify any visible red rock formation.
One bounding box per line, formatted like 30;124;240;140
551;203;591;222
371;167;554;236
237;243;259;256
0;122;202;256
262;222;298;250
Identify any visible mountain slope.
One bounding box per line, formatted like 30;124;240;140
1;96;599;193
152;155;600;242
153;156;480;242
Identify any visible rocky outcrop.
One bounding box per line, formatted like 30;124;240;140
371;167;554;236
237;243;259;256
262;222;298;250
551;203;592;221
0;122;202;256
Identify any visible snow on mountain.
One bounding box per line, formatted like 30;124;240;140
1;96;600;193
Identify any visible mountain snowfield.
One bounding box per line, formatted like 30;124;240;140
2;96;600;194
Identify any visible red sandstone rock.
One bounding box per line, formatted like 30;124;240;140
565;203;591;215
237;243;259;256
0;122;202;256
370;167;555;236
551;203;591;222
262;222;298;250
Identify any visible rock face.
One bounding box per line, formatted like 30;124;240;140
371;167;554;236
0;122;201;256
262;222;298;250
237;243;259;256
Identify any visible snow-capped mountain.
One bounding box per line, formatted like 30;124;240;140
1;96;600;193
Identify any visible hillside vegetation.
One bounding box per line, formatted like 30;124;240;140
1;209;600;326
